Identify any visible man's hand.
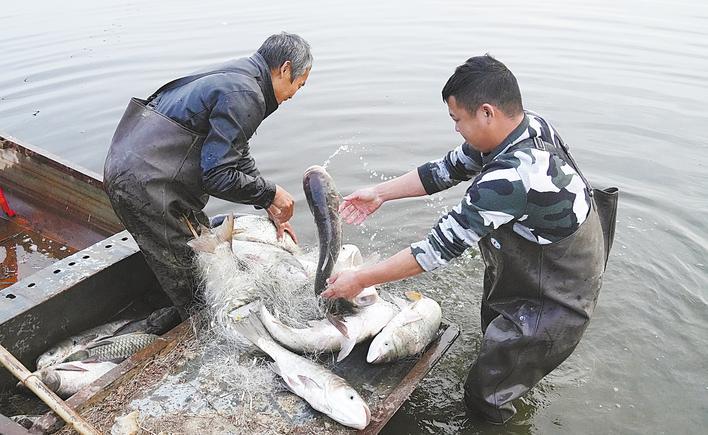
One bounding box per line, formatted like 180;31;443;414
268;185;295;221
321;270;365;300
339;187;384;225
268;185;297;242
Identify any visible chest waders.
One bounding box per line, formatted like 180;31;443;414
463;136;618;424
104;71;235;319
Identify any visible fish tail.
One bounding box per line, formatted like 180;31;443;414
215;213;234;245
186;237;220;253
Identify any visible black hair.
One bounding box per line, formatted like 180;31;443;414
441;54;523;117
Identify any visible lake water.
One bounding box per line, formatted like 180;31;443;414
1;0;707;433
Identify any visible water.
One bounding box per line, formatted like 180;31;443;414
2;0;707;432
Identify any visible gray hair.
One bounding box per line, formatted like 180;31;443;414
257;32;313;80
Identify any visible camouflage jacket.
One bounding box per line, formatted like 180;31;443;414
411;111;591;271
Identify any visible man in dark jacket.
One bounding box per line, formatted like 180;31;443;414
104;32;311;318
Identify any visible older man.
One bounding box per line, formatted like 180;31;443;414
104;32;312;318
323;55;617;423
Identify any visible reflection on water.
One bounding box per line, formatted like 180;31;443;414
1;0;707;433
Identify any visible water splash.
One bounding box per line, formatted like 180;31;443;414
321;144;352;169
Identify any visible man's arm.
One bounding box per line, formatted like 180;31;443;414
340;144;483;225
322;248;423;300
417;142;483;195
200;91;276;208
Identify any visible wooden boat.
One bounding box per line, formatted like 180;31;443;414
0;134;459;434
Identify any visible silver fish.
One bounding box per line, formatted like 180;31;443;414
234;315;370;430
63;332;158;363
32;361;118;399
303;165;342;297
232;214;299;254
189;215;311;313
259;294;398;362
367;292;442;364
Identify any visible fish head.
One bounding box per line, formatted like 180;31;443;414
331;244;363;275
36;368;62;393
35;339;77;370
366;329;400;364
325;379;371;430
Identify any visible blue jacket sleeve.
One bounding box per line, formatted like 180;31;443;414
200;90;276;208
417;142;484;195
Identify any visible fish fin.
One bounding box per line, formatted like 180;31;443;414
86;339;113;350
297;375;322;390
186;237;219;254
112;319;144;336
306;320;320;328
215;213;234;245
399;310;424;326
337;335;357;362
326;313;349;339
405;291;423;302
336;320;361;362
63;350;89;362
56;363;89;372
231;314;272;350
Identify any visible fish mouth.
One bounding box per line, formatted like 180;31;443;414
303;165;325;177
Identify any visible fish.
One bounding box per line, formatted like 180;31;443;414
35;307;178;371
36;319;135;370
29;361;118;399
232;214;299;254
259;294;398;362
303;165;342;297
189;215;311;314
62;332;158;363
234;314;370;430
366;291;442;364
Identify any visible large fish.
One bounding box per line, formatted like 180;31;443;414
28;361;118;399
35;319;133;370
259;293;398;362
62;332;158;363
35;307;179;370
234;315;370;430
366;292;442;364
188;215;311;315
303;165;342;297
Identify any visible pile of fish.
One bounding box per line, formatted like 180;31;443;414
20;306;180;398
189;165;444;430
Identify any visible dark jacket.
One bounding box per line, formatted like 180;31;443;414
150;53;279;208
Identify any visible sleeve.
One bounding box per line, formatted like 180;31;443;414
410;160;527;271
200;90;276;208
417;142;483;195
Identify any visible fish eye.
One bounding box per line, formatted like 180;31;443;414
384;343;389;346
350;395;354;400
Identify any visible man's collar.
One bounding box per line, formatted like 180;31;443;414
481;114;530;165
251;53;278;118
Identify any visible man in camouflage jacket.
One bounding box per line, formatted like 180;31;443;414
323;55;613;423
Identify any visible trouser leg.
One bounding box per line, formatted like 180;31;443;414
464;301;588;424
106;182;205;319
